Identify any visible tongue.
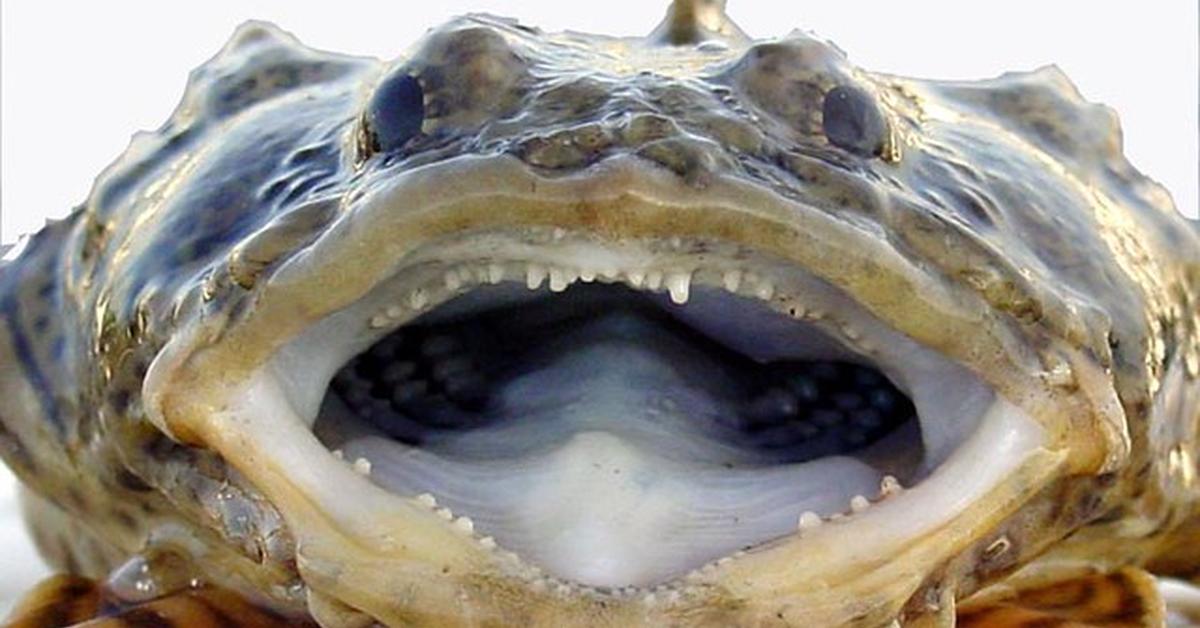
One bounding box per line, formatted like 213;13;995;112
341;312;883;587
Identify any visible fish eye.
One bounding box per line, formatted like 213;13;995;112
821;85;886;157
362;72;425;155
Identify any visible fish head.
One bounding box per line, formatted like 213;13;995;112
1;4;1197;626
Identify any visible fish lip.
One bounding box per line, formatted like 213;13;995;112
142;152;1121;623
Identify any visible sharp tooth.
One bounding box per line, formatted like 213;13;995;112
487;264;505;284
552;227;566;241
600;267;620;280
580;268;597;282
850;495;870;513
723;270;742;292
435;507;454;521
369;315;388;329
756;280;775;301
646;271;664;290
409;289;428;310
627;271;646;288
880;475;903;498
331;449;344;460
479;536;496;550
415;493;438;508
386;305;403;319
667;272;692;304
526;264;547;289
452;516;475;535
444;271;463;291
797;511;823;530
352;458;372;476
549;267;574;292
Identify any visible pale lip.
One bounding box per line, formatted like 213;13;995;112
143;153;1122;624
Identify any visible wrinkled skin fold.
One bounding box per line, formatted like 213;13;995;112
1;1;1198;626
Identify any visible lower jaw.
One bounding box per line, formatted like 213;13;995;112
186;364;1057;625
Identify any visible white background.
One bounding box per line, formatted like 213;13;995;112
0;0;1196;615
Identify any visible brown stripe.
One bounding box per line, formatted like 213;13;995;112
3;575;100;628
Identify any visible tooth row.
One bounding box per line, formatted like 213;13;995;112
369;258;797;333
402;485;707;600
794;475;905;532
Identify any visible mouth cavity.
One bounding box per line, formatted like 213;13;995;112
272;231;1023;589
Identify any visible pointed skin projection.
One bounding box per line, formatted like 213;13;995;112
1;3;1198;627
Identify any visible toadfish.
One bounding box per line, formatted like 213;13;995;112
2;2;1199;626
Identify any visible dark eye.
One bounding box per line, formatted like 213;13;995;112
821;85;886;157
363;73;425;154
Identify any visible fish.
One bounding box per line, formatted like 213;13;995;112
1;1;1198;626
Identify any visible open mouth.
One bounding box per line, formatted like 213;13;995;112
264;228;1042;590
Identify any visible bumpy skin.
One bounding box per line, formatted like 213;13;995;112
1;2;1198;626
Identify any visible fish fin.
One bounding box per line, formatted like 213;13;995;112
956;567;1166;627
3;575;101;628
2;576;315;628
649;0;749;46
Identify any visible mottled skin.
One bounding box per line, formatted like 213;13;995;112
1;2;1198;626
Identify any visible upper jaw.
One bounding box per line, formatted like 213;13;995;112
142;153;1124;624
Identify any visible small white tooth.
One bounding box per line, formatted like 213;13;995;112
452;516;475;535
435;507;454;521
642;593;657;605
798;511;823;530
841;324;860;341
723;270;742;292
555;583;572;596
646;271;664;290
667;272;692;304
415;493;437;508
352;458;372;476
369;315;389;329
409;289;428;310
331;449;344;460
386;305;403;319
526;264;547;289
850;495;870;513
553;227;566;241
756;280;775;301
529;579;549;594
549;267;574;292
627;271;645;288
444;271;462;291
479;536;496;550
880;475;903;498
600;267;620;280
487;264;505;284
580;268;596;282
669;236;683;250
